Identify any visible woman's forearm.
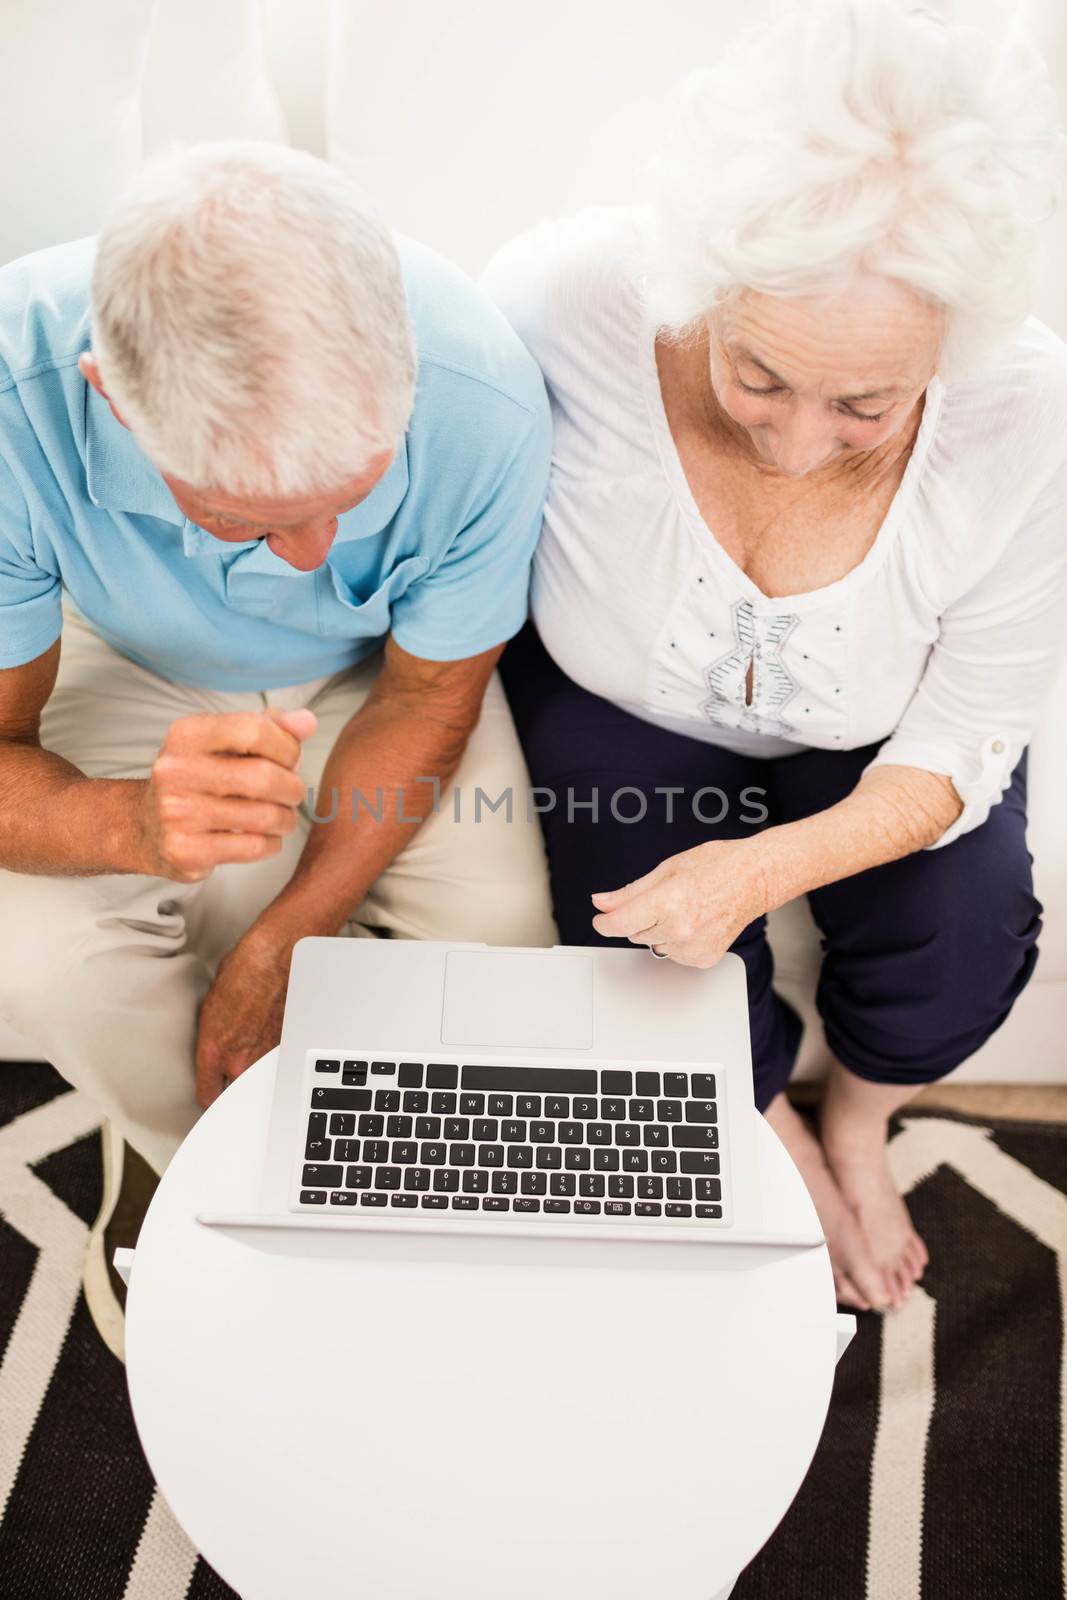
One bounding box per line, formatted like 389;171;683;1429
755;764;964;910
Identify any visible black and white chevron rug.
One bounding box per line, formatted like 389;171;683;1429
0;1060;1064;1599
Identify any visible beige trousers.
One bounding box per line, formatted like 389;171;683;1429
0;611;557;1176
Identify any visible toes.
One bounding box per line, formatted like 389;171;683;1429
852;1259;892;1313
834;1272;870;1312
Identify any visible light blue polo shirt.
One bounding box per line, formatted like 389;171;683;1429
0;233;551;689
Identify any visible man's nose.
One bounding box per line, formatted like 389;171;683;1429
268;518;339;572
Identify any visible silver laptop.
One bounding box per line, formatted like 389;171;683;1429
198;938;823;1253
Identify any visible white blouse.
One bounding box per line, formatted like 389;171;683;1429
481;205;1067;849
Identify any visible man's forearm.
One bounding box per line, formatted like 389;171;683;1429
755;764;964;911
247;695;477;948
0;742;144;875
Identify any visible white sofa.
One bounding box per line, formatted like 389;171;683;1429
2;0;1064;1079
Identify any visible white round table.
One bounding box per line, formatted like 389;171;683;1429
125;1049;842;1600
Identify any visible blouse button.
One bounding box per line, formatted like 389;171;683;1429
991;739;1005;753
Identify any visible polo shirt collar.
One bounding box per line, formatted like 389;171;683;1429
83;378;411;568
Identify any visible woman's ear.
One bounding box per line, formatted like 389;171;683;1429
78;351;129;429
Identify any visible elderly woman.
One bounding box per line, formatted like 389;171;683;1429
483;0;1067;1312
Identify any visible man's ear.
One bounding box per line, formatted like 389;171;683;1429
78;351;129;430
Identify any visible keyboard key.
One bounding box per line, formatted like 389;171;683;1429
479;1144;505;1167
427;1063;458;1089
343;1059;367;1077
414;1117;439;1139
450;1143;477;1166
462;1169;489;1193
482;1196;510;1211
636;1071;661;1097
535;1146;562;1169
692;1073;717;1097
667;1177;692;1200
488;1094;513;1116
431;1091;457;1115
391;1194;418;1207
444;1118;470;1140
335;1139;360;1162
390;1116;416;1139
374;1090;400;1112
697;1204;724;1219
507;1146;533;1169
302;1163;342;1187
572;1097;598;1119
593;1148;620;1171
501;1120;527;1142
315;1060;340;1074
656;1100;683;1123
664;1073;688;1098
544;1199;571;1213
558;1122;584;1144
330;1191;360;1206
463;1064;597;1093
377;1167;402;1190
371;1061;394;1075
587;1123;612;1145
650;1151;677;1173
404;1168;431;1190
521;1171;548;1195
452;1195;479;1210
615;1124;640;1146
601;1071;632;1095
665;1202;693;1218
671;1126;719;1149
608;1176;634;1198
530;1121;555;1144
516;1095;541;1117
422;1194;449;1208
685;1101;719;1125
473;1118;498;1141
491;1170;518;1194
635;1202;662;1217
638;1177;663;1199
574;1199;601;1215
460;1093;485;1115
300;1189;327;1204
357;1114;384;1137
329;1113;355;1136
362;1140;390;1164
696;1179;722;1201
621;1150;649;1172
564;1148;591;1170
421;1142;447;1164
545;1096;569;1117
680;1152;721;1174
642;1126;669;1147
580;1174;605;1197
391;1142;418;1164
433;1169;460;1192
601;1098;626;1120
360;1192;388;1206
307;1112;327;1140
398;1063;423;1087
346;1165;373;1189
403;1090;428;1114
550;1173;576;1196
305;1137;331;1160
312;1088;371;1111
514;1197;541;1213
605;1200;631;1216
628;1099;654;1121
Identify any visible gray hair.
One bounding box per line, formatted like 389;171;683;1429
641;0;1066;383
90;141;416;498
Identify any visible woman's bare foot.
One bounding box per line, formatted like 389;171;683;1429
764;1094;892;1312
819;1065;929;1308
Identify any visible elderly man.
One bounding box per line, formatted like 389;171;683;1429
0;142;556;1347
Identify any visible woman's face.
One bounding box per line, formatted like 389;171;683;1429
705;275;944;478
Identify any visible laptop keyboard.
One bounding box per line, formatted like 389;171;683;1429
296;1057;726;1223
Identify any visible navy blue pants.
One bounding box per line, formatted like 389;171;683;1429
500;624;1043;1110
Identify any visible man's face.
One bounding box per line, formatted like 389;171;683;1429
162;451;394;572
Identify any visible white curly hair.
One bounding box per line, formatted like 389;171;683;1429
641;0;1066;383
89;141;416;499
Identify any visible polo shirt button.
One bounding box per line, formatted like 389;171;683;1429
991;739;1005;753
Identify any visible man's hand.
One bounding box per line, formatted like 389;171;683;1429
195;927;295;1108
590;837;772;967
134;708;317;882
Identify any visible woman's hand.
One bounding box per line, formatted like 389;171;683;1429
590;837;772;967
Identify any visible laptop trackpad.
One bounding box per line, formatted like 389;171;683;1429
441;951;593;1050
